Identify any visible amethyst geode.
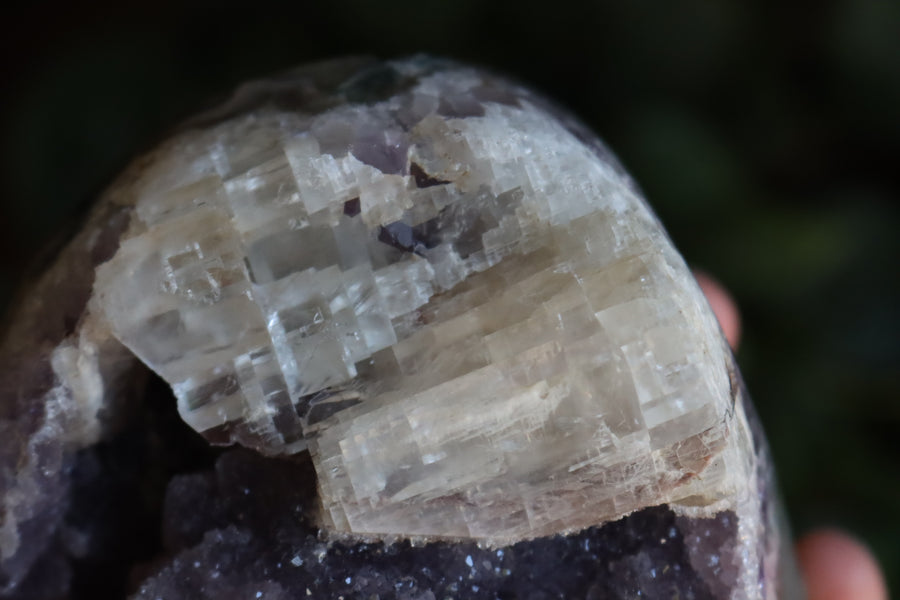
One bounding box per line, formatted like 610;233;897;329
0;57;802;599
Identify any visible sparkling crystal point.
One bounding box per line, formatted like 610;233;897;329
1;57;802;599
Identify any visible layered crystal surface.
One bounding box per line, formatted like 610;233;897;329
94;57;756;538
1;57;799;599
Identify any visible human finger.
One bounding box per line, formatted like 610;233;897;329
694;270;742;351
796;529;888;600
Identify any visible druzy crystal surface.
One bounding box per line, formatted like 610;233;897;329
0;57;800;599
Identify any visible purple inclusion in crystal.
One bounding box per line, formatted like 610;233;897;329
350;128;409;175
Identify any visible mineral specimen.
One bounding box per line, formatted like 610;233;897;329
0;56;801;599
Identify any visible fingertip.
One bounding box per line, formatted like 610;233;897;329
694;270;742;350
796;529;888;600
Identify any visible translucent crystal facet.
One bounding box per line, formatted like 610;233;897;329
1;57;799;599
93;57;753;544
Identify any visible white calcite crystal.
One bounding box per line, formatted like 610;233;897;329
93;57;755;539
1;57;798;599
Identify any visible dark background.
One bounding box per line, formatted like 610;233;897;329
1;0;897;593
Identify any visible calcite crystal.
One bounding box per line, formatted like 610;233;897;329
0;56;801;599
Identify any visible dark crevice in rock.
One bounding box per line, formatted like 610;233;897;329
6;373;224;600
409;162;451;188
343;197;361;217
377;221;438;256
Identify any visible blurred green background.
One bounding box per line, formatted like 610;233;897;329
1;0;897;592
